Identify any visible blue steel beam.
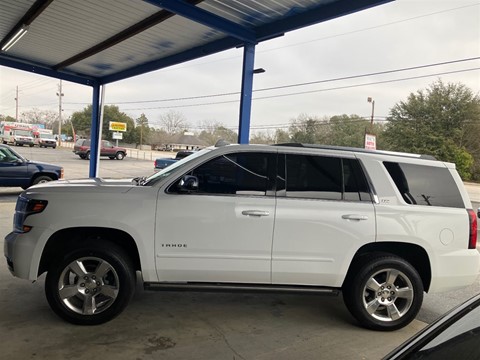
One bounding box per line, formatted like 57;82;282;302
143;0;256;43
89;83;101;178
256;0;393;41
0;55;97;86
238;44;256;145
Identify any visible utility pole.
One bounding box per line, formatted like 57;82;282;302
56;80;64;147
367;97;375;127
15;86;19;121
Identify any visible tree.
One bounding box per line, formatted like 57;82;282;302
135;113;150;147
274;129;290;144
19;109;58;128
197;121;237;145
288;113;328;143
0;114;16;122
383;80;480;179
70;105;135;143
159;110;188;135
250;130;276;144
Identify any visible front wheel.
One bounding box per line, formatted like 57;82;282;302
343;255;423;331
45;241;135;325
115;152;125;160
32;175;53;186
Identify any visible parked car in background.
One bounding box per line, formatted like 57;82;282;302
384;293;480;359
154;150;196;170
73;139;127;160
0;144;63;189
33;130;57;148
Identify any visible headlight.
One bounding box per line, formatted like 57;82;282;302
13;196;48;233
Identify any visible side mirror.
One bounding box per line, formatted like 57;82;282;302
178;175;199;192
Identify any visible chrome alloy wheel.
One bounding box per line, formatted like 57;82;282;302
362;268;414;322
57;257;119;315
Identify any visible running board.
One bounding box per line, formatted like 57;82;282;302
144;282;340;296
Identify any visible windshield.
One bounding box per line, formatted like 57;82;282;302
0;146;24;162
15;130;32;136
143;148;212;185
40;133;55;139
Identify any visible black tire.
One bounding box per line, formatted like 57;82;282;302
109;156;115;160
79;154;86;159
29;144;34;147
32;175;54;186
85;151;90;160
45;240;135;325
115;152;125;160
342;255;423;331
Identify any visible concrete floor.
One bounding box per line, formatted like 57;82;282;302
0;199;425;360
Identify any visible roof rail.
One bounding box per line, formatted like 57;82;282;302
273;143;436;160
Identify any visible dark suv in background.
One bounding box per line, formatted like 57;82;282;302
0;144;63;189
73;139;127;160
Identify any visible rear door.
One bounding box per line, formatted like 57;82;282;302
272;152;375;287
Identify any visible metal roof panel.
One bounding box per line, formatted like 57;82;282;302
0;0;392;84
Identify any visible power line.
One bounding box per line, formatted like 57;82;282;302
62;56;480;107
120;66;480;111
11;66;480;112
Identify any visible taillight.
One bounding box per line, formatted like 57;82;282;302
467;209;477;249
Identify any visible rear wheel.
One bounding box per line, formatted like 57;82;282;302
85;151;90;160
45;241;135;325
343;255;423;331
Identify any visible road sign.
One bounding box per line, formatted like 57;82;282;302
364;133;376;150
109;121;127;132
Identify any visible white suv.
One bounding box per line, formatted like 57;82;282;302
4;143;480;330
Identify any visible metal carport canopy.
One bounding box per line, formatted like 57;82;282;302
0;0;392;177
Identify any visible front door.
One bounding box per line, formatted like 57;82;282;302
155;151;277;284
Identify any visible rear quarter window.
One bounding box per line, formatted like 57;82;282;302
384;162;464;208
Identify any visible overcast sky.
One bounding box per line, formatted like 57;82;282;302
0;0;479;136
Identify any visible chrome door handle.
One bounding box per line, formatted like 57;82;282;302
242;210;270;217
342;214;368;221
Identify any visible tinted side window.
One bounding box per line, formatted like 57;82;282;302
285;154;342;200
384;162;464;208
171;152;273;196
344;158;372;201
282;154;371;201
